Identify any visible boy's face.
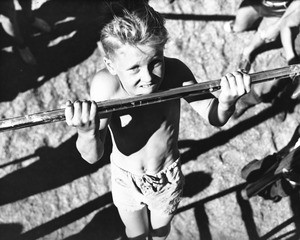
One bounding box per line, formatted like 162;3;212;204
104;44;165;96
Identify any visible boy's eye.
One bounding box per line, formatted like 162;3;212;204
129;66;140;73
130;67;139;73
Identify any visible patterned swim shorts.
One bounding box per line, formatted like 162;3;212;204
111;158;185;215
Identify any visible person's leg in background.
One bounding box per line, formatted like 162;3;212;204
279;0;300;64
224;0;263;71
230;0;262;33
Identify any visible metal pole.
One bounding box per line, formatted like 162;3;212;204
0;64;299;132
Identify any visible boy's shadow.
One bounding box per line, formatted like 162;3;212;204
0;0;107;102
64;204;125;240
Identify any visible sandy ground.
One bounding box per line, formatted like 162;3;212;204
0;0;300;239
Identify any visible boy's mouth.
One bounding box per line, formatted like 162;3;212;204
141;84;154;88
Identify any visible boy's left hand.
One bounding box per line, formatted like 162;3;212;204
218;70;251;110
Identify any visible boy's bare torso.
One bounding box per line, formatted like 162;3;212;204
99;57;193;175
110;99;181;175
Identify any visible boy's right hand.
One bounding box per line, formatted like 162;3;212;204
65;100;99;133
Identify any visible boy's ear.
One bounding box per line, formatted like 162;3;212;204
103;57;117;75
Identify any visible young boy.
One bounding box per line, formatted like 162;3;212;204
65;1;251;239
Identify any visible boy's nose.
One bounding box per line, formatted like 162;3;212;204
141;68;152;83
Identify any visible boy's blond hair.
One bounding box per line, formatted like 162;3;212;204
100;1;168;58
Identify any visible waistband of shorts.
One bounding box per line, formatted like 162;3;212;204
111;157;181;178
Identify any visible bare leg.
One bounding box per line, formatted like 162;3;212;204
232;2;261;32
227;1;262;71
118;207;150;239
280;26;299;63
149;211;173;240
279;0;300;63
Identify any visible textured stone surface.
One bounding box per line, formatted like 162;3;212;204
0;0;300;239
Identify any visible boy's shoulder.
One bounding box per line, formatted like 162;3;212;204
164;56;186;68
90;68;120;101
163;57;196;89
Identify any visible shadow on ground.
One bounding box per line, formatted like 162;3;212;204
0;98;299;239
179;98;299;164
0;104;299;240
0;132;111;206
0;2;238;103
0;0;106;102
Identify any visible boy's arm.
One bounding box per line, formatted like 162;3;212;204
187;71;251;126
67;100;110;164
65;72;112;164
167;58;251;126
76;118;110;164
208;71;251;126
